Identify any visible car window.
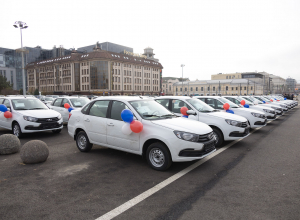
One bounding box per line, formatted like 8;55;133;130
198;98;206;102
62;98;71;107
81;103;92;114
3;99;11;108
70;98;90;107
155;99;169;109
0;98;4;104
54;98;62;107
11;99;48;110
110;101;130;121
205;98;215;108
89;100;110;118
171;100;191;113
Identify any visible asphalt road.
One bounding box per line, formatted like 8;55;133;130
0;107;300;220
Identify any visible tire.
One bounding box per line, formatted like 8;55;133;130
146;142;172;171
212;127;223;148
12;122;23;138
52;129;62;134
76;131;93;152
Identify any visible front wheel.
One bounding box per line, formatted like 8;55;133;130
76;131;93;152
146;142;172;171
212;128;223;148
12;122;23;138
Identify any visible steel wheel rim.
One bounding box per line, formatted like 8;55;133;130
13;125;20;137
78;134;87;149
213;131;219;143
149;148;165;168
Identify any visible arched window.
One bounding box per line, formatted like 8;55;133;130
190;87;193;91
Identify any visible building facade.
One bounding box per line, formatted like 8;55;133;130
286;77;297;94
25;46;163;96
0;67;17;90
172;79;263;96
162;78;180;95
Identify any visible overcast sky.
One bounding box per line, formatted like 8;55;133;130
1;0;300;81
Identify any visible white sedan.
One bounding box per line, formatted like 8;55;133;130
68;96;217;171
0;97;63;138
49;97;90;122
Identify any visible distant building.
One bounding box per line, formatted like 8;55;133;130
162;78;180;95
77;42;133;54
25;45;163;95
0;67;17;90
286;77;297;94
173;79;263;96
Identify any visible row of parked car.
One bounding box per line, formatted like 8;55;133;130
0;94;297;171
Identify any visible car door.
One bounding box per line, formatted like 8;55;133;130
83;100;110;145
106;100;140;151
61;98;71;122
51;98;62;113
0;99;8;129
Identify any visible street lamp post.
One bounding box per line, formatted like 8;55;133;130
13;21;28;96
181;64;185;95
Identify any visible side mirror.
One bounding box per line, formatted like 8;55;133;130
7;107;11;112
186;110;197;116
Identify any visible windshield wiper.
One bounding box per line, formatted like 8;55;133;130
15;108;29;110
142;114;160;117
160;114;176;117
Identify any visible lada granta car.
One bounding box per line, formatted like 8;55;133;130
0;97;63;138
67;96;217;171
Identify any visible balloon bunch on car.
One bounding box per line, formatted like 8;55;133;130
64;103;74;112
180;107;189;118
240;100;249;108
121;109;143;135
223;103;234;114
0;104;12;118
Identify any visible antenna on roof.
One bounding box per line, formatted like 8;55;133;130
139;96;143;99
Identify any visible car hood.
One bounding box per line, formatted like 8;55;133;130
234;107;264;114
207;111;247;122
151;117;212;134
15;109;61;118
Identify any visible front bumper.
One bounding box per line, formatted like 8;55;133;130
229;127;251;137
22;118;64;132
179;139;216;157
254;119;267;126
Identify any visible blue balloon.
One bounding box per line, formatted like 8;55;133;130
262;101;266;103
274;98;277;100
182;115;188;118
244;104;249;108
226;109;234;114
284;98;287;100
121;109;134;123
0;104;7;112
68;107;74;112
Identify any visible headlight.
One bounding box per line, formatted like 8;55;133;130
225;119;242;127
57;114;62;120
173;131;199;142
23;116;38;122
263;109;274;114
251;112;264;118
270;106;279;110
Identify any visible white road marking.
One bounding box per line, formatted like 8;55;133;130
96;125;266;220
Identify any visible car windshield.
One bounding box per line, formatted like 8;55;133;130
11;99;48;110
70;98;90;107
235;97;254;105
186;98;215;112
129;100;175;120
219;97;239;108
45;97;54;101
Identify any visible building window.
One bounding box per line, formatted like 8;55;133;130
190;87;193;91
180;88;182;92
196;87;198;91
226;86;228;91
185;88;187;91
226;76;228;79
236;87;238;90
201;87;203;91
213;87;215;91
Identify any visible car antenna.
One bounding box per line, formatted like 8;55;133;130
139;96;143;99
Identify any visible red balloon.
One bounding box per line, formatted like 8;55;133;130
270;99;273;102
240;100;246;106
277;100;280;101
64;103;70;109
130;120;143;133
223;103;230;110
180;107;188;115
4;111;12;118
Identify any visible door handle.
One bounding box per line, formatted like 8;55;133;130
84;118;90;122
107;123;114;126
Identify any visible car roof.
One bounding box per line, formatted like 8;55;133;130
155;96;193;100
94;96;152;102
4;97;37;100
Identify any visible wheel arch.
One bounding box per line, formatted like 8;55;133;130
142;138;171;159
74;127;85;140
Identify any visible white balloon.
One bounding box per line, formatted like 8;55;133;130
122;123;132;135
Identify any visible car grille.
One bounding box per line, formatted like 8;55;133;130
37;117;59;123
198;132;214;143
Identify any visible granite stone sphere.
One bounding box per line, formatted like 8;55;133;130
0;134;21;155
20;140;49;164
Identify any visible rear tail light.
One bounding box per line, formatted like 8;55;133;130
69;113;72;120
